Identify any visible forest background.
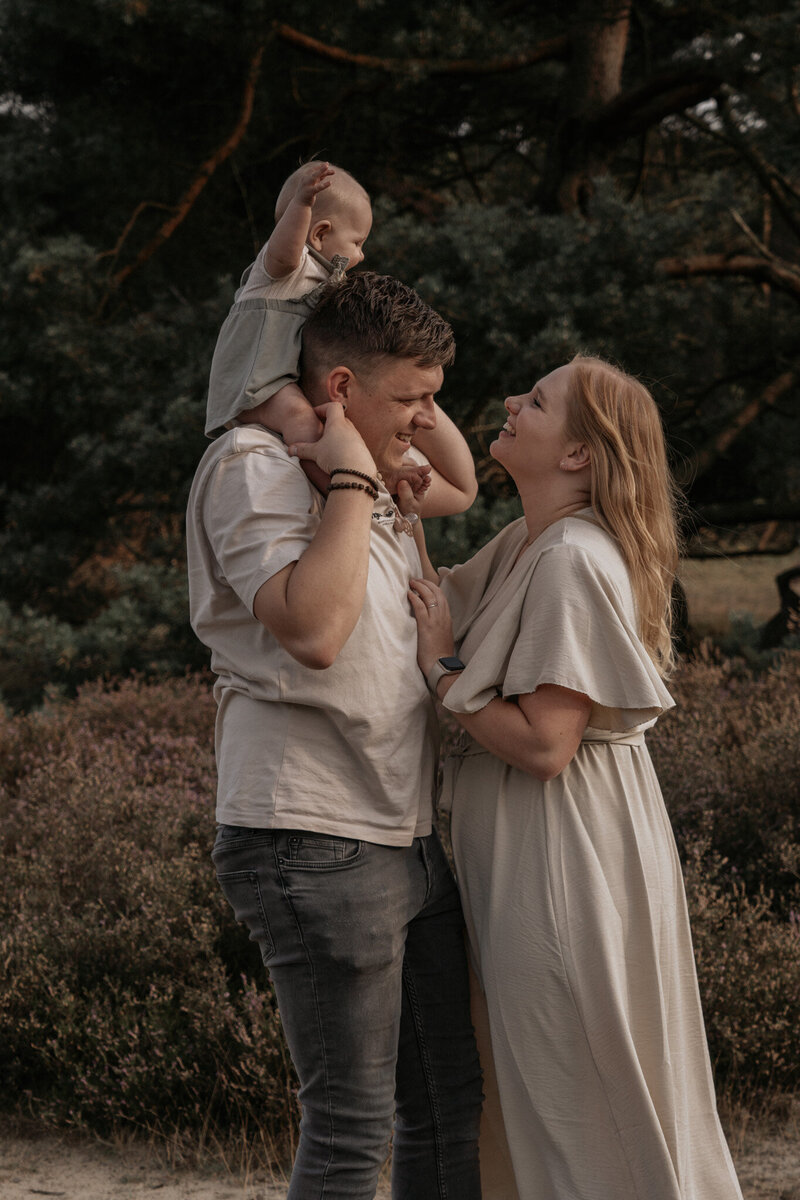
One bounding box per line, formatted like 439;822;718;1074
1;0;799;1187
2;0;800;702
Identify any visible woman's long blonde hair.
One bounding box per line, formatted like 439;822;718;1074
565;355;681;676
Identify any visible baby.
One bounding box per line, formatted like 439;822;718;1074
205;161;476;515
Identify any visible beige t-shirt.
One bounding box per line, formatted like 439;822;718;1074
186;425;438;845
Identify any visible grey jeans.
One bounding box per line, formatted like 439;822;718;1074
212;826;483;1199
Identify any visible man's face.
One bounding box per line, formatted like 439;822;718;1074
344;357;442;475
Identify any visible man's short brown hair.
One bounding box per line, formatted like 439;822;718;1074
302;272;455;386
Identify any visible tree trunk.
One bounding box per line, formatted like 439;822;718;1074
539;0;631;212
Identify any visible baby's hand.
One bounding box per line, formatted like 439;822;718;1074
296;161;334;207
395;463;432;510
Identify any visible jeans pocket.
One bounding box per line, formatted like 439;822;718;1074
216;869;275;963
277;831;364;870
211;826;274;869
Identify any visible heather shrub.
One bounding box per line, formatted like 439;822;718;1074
647;650;800;1091
1;658;798;1145
681;845;800;1089
0;675;298;1142
649;650;800;915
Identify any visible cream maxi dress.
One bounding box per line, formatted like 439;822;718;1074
439;513;742;1200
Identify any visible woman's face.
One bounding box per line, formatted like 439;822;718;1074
490;363;574;480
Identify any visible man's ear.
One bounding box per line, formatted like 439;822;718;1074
560;442;591;472
308;219;332;250
325;366;355;405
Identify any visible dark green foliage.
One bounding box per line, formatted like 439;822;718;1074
1;0;799;708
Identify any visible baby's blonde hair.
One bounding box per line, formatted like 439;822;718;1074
564;355;681;676
274;162;370;224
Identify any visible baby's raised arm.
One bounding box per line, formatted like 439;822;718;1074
409;403;477;517
265;162;334;279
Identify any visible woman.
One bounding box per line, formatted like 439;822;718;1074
407;356;742;1199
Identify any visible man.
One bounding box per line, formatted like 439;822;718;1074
186;272;483;1199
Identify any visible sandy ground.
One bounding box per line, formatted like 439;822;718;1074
679;549;800;634
0;1128;390;1200
1;1116;798;1200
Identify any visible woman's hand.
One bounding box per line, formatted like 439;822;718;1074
408;577;455;678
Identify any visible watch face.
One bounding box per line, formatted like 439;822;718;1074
439;656;465;671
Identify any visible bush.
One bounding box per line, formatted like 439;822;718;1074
649;650;800;916
0;675;297;1143
647;650;800;1091
0;659;798;1145
0;565;209;713
681;846;800;1089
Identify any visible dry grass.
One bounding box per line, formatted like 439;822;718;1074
720;1091;800;1200
1;1104;797;1199
679;551;800;635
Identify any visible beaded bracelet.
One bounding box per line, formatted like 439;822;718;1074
330;467;381;492
327;480;379;501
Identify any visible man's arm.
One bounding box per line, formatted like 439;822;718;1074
265;162;334;279
252;403;378;668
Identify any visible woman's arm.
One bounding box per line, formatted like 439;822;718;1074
438;682;591;781
408;576;592;780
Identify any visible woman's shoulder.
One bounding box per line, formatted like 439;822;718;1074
532;513;635;615
443;516;527;578
540;511;626;570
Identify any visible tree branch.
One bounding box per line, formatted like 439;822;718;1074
717;98;800;244
97;200;173;271
658;253;800;303
274;22;568;76
592;63;725;142
686;369;798;482
97;44;265;309
690;498;800;526
729;207;774;261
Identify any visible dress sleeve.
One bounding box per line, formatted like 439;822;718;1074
501;543;673;729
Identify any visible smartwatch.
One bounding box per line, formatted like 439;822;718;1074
426;655;466;696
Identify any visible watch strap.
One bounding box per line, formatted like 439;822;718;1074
426;656;466;696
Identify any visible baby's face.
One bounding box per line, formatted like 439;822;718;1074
318;193;372;268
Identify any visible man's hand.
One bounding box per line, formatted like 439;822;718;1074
288;403;377;480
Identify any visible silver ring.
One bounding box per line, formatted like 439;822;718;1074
427;602;438;608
